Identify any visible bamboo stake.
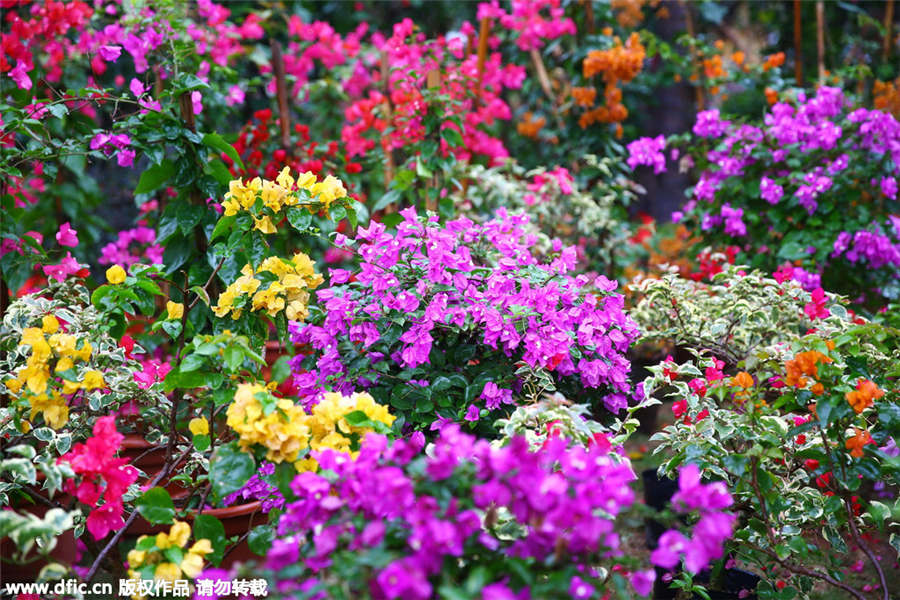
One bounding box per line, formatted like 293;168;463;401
530;48;555;102
793;0;803;84
474;17;491;109
884;0;895;61
679;0;704;111
380;50;395;196
816;1;825;85
271;41;292;154
584;0;595;35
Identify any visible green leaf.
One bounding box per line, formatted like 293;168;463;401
202;133;244;170
163;546;184;564
134;159;175;194
193;514;226;565
210;215;236;242
271;355;292;383
286;207;312;231
136;488;175;525
247;525;274;556
372;190;400;212
179;353;206;373
193;434;210;452
343;410;376;428
441;128;464;148
210;445;255;502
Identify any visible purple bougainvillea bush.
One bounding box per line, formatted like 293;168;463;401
627;86;900;308
251;426;735;599
289;207;640;434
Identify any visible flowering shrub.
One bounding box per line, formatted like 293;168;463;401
645;324;900;599
626;87;900;306
630;265;852;365
256;425;733;599
290;207;639;433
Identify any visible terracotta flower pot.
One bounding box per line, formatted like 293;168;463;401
120;435;192;501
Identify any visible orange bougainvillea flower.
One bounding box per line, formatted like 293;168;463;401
763;52;785;71
764;87;778;105
517;112;546;138
845;379;884;414
784;350;832;388
731;51;745;66
810;382;824;396
572;86;597;107
731;372;754;388
846;428;873;458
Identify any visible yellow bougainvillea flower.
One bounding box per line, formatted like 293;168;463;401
180;552;205;578
41;315;60;334
166;301;184;320
154;562;182;583
81;370;106;390
295;171;317;191
189;417;209;436
106;265;127;284
169;521;191;548
226;383;310;463
311;175;347;208
127;548;146;567
29;391;68;429
188;539;213;556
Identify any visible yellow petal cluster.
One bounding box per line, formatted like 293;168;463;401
212;252;323;321
226;383;310;463
226;384;395;472
7;323;101;430
308;391;396;451
220;167;348;233
166;301;184;320
128;522;213;592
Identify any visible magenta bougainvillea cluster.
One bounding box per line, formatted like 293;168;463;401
263;425;732;599
290;207;639;431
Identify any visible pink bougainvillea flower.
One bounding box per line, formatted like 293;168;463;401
42;252;86;282
117;148;136;167
226;85;245;106
804;288;830;320
129;78;147;98
9;62;32;90
98;45;122;61
56;222;79;247
59;416;137;540
191;90;203;115
134;358;172;389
